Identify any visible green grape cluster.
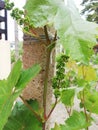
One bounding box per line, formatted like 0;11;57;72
5;0;33;32
5;0;14;10
11;8;24;23
52;54;69;98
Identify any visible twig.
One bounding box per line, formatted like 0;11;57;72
19;95;42;123
53;31;57;41
43;25;51;130
44;25;50;44
46;98;58;121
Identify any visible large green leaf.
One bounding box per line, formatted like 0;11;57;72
60;111;90;130
54;0;98;63
0;60;22;130
24;0;61;27
3;102;42;130
61;89;75;106
0;60;41;130
24;0;98;63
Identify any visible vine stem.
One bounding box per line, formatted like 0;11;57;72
46;98;58;121
43;26;57;130
43;49;51;118
65;106;72;117
81;66;89;130
19;96;42;123
82;91;89;130
42;25;51;130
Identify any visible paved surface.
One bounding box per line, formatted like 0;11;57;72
47;97;98;130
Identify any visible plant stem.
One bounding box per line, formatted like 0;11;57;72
43;26;57;130
43;49;51;117
80;91;89;130
46;98;58;121
53;31;57;41
42;25;51;130
81;66;89;129
83;91;88;120
20;96;42;123
65;106;72;117
44;25;50;44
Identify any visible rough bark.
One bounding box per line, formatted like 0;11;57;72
22;28;55;114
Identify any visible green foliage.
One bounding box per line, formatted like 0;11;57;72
91;54;98;64
55;3;97;63
0;60;40;130
3;101;42;130
61;111;90;130
52;54;69;98
61;89;75;106
27;100;40;112
78;65;97;81
4;0;98;130
11;50;15;63
5;0;14;10
81;90;98;114
6;0;98;63
24;0;60;27
81;0;98;23
52;111;89;130
24;0;98;63
16;64;40;90
52;53;98;129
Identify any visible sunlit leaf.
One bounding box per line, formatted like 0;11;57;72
55;0;97;63
78;65;97;81
24;0;61;27
66;60;77;70
24;0;98;63
61;89;75;106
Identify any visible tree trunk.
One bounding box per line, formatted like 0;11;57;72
22;27;55;129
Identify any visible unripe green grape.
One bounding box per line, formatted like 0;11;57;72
19;19;24;25
60;81;66;88
24;26;29;32
52;78;58;89
19;10;24;15
5;1;14;10
54;89;61;98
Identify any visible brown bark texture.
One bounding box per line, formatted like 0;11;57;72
22;28;55;112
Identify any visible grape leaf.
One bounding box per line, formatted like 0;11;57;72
0;60;40;130
15;64;41;90
24;0;98;63
60;111;90;130
84;90;98;114
55;0;98;63
3;102;42;130
78;65;97;81
24;0;61;27
61;89;75;106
